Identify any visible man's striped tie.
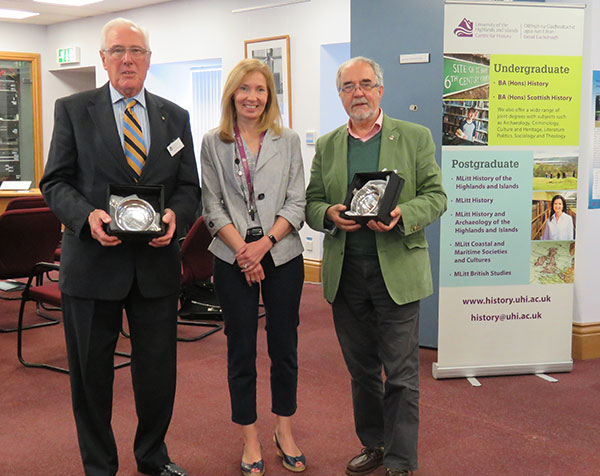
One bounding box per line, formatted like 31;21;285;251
123;98;146;180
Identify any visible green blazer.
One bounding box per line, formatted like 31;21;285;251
306;114;447;305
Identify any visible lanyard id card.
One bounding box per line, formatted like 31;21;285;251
233;125;265;221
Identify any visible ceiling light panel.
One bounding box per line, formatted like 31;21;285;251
33;0;104;6
0;8;40;19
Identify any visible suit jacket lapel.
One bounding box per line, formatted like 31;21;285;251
255;129;278;173
88;84;132;177
331;126;348;203
142;91;169;181
379;114;401;173
219;139;244;199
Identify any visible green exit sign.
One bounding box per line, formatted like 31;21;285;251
57;47;80;65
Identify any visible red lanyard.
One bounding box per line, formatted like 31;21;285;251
234;125;265;220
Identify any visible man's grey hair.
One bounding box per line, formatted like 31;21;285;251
336;56;384;91
100;18;150;50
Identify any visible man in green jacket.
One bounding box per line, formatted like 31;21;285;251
306;57;447;476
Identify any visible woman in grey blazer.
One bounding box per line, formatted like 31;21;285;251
201;58;306;475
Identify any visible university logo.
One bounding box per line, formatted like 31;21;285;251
454;18;473;37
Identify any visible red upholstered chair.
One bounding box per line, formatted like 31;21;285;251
177;216;223;342
16;262;131;374
4;196;47;211
5;197;63;280
0;207;62;332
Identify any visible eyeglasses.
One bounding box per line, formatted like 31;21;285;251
102;46;150;59
339;81;380;94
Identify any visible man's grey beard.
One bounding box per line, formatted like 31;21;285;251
349;100;377;122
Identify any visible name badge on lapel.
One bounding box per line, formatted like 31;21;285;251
167;137;184;157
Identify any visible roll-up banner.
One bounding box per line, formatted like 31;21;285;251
435;1;584;379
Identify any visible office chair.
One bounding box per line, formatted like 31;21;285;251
177;216;223;342
4;196;47;211
16;262;131;374
0;207;62;332
5;195;63;278
6;196;63;274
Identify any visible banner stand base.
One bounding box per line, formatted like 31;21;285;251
432;360;573;380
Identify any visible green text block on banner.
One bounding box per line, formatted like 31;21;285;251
444;56;489;97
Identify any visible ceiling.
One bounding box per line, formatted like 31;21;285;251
0;0;174;25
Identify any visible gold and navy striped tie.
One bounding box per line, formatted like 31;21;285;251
123;98;146;180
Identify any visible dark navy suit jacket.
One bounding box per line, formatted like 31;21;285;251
41;82;199;300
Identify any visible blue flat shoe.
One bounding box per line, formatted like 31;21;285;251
273;433;306;472
240;458;264;476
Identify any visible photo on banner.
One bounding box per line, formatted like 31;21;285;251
442;53;489;146
589;71;600;209
435;1;583;379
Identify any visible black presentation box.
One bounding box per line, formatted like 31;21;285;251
106;184;166;240
340;171;404;226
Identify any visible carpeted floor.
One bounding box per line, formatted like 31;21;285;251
1;282;599;476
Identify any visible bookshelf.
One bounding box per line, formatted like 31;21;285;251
442;100;489;145
531;200;550;240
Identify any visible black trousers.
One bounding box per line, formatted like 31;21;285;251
213;253;304;425
332;256;420;472
61;282;178;476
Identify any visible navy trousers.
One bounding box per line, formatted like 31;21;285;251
62;282;178;476
213;253;304;425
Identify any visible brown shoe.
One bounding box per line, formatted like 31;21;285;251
345;447;384;476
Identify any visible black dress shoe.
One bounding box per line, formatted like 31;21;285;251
346;447;384;476
143;462;188;476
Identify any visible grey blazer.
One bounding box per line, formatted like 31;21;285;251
200;127;305;266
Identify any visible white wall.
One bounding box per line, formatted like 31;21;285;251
320;42;350;135
0;22;46;52
146;62;194;114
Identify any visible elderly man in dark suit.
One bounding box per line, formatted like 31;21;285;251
40;18;198;476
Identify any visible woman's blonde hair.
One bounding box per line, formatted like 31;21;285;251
218;58;283;142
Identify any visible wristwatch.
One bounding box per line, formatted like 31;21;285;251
268;234;277;245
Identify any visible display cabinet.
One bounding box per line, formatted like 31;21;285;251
0;52;43;211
